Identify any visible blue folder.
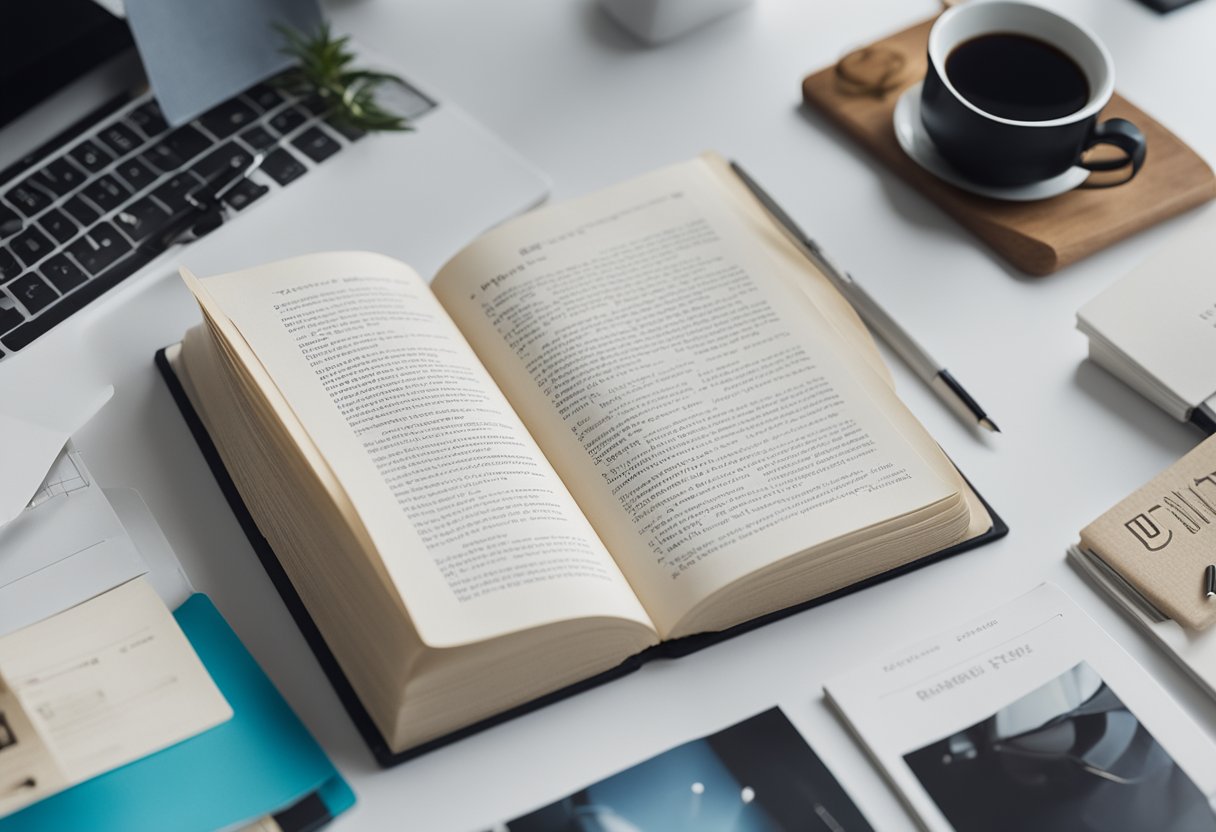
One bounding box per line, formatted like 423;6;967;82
1;594;354;832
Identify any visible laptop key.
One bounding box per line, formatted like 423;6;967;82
67;139;113;173
98;122;142;158
142;143;183;174
63;195;100;226
38;208;78;244
222;178;269;212
4;180;52;217
40;254;88;294
260;148;307;186
189;210;226;240
34;157;87;196
128;102;169;139
0;250;19;283
114;157;157;192
68;222;132;275
245;83;286;112
152;172;205;212
0;294;24;335
114;197;171;243
0;208;22;239
164;125;212;162
267;107;308;137
11;226;53;267
298;94;328;117
239;125;276;151
8;273;58;314
199;99;259;138
82;174;133;212
191;142;254;184
292;126;341;163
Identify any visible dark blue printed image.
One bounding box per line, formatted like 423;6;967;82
904;662;1216;832
499;708;871;832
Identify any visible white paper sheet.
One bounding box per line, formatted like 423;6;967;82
0;369;112;528
0;447;146;636
105;486;194;611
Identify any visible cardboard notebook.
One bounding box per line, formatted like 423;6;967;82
1069;435;1216;703
156;155;1007;766
801;19;1216;275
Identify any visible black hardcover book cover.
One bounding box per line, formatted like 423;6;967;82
1192;407;1216;435
156;347;1009;768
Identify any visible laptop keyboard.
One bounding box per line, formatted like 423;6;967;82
0;72;435;359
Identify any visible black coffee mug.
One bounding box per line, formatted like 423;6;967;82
921;1;1146;188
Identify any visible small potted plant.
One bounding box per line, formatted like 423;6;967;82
276;22;413;134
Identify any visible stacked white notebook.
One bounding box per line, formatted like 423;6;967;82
1077;212;1216;431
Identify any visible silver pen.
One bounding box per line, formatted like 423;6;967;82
730;161;999;433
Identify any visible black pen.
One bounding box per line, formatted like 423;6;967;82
730;161;1000;433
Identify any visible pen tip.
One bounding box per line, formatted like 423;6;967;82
980;418;1001;434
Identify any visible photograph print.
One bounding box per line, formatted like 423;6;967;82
904;661;1216;832
496;708;872;832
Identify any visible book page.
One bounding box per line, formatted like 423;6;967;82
0;578;231;818
190;252;654;649
825;584;1216;832
433;158;960;636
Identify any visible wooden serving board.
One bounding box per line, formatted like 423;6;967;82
801;19;1216;275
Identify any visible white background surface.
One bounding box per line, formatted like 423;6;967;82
17;0;1216;828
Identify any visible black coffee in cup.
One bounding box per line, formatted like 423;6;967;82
945;33;1089;122
920;1;1146;189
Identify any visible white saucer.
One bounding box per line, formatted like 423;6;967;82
893;81;1090;202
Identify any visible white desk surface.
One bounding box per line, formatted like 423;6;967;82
44;0;1216;829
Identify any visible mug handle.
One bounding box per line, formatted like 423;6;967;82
1079;118;1147;184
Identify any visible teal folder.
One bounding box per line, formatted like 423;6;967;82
0;594;354;832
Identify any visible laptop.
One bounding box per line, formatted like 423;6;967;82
0;0;549;366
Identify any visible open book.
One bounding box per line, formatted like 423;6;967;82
162;154;999;761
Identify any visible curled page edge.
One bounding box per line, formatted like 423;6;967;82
0;385;113;528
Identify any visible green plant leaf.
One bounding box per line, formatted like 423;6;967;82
273;20;413;133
